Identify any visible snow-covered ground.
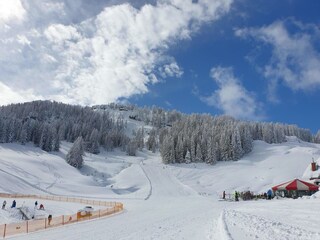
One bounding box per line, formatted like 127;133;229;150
1;136;320;239
0;198;105;224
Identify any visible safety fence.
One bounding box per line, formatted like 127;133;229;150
0;193;123;238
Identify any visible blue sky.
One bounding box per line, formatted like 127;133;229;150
0;0;320;132
129;0;320;132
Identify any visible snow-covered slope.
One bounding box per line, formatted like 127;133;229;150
1;136;320;240
171;136;320;196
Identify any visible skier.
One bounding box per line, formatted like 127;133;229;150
39;204;44;210
223;191;226;200
48;214;52;225
267;189;272;200
34;201;38;209
235;191;239;201
11;200;16;208
2;200;6;209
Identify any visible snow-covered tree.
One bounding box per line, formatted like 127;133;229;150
161;136;174;164
66;136;85;169
87;128;100;154
126;139;138;156
19;123;28;145
146;128;157;153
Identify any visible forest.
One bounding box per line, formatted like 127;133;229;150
0;101;318;166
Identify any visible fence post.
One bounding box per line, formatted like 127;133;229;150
45;218;47;229
3;224;6;238
26;220;28;233
62;215;64;225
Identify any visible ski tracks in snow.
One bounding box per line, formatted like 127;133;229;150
216;210;233;240
223;209;320;240
0;168;53;195
139;160;152;200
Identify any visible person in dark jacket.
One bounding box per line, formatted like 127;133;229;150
235;191;239;201
267;189;273;200
11;200;16;208
48;214;52;225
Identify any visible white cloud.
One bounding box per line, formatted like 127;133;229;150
0;82;42;106
201;67;264;120
236;20;320;101
159;62;183;78
44;24;81;45
0;0;26;25
0;0;233;106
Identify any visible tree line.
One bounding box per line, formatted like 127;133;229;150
0;101;316;167
0;101;128;155
160;114;313;164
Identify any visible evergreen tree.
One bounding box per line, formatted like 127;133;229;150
195;143;203;162
53;132;60;151
161;136;174;164
66;136;85;169
88;128;100;154
126;139;138;156
146;128;157;153
19;123;28;145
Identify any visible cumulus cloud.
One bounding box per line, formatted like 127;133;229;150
201;67;264;120
159;62;183;78
0;0;232;105
0;0;26;26
0;82;42;106
235;20;320;102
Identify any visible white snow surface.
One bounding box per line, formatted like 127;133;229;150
0;136;320;240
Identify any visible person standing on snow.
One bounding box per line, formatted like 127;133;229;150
267;189;272;200
11;200;16;208
2;200;6;209
48;214;52;225
235;191;239;201
34;201;38;209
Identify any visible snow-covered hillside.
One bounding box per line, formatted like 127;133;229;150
1;136;320;240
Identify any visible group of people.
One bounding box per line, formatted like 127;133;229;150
34;201;45;210
1;200;46;210
2;200;16;209
222;191;239;201
222;189;274;201
1;199;52;225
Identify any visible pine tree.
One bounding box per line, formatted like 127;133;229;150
195;143;203;162
53;132;60;151
19;123;28;145
161;136;174;164
88;128;100;154
40;124;53;152
185;149;191;164
66;136;85;169
126;139;138;156
146;128;157;152
231;126;243;160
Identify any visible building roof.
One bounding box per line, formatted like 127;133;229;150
272;179;319;191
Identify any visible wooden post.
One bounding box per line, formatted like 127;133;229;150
45;218;47;229
26;221;28;233
62;215;64;225
3;224;6;238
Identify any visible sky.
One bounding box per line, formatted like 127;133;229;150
0;0;320;133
